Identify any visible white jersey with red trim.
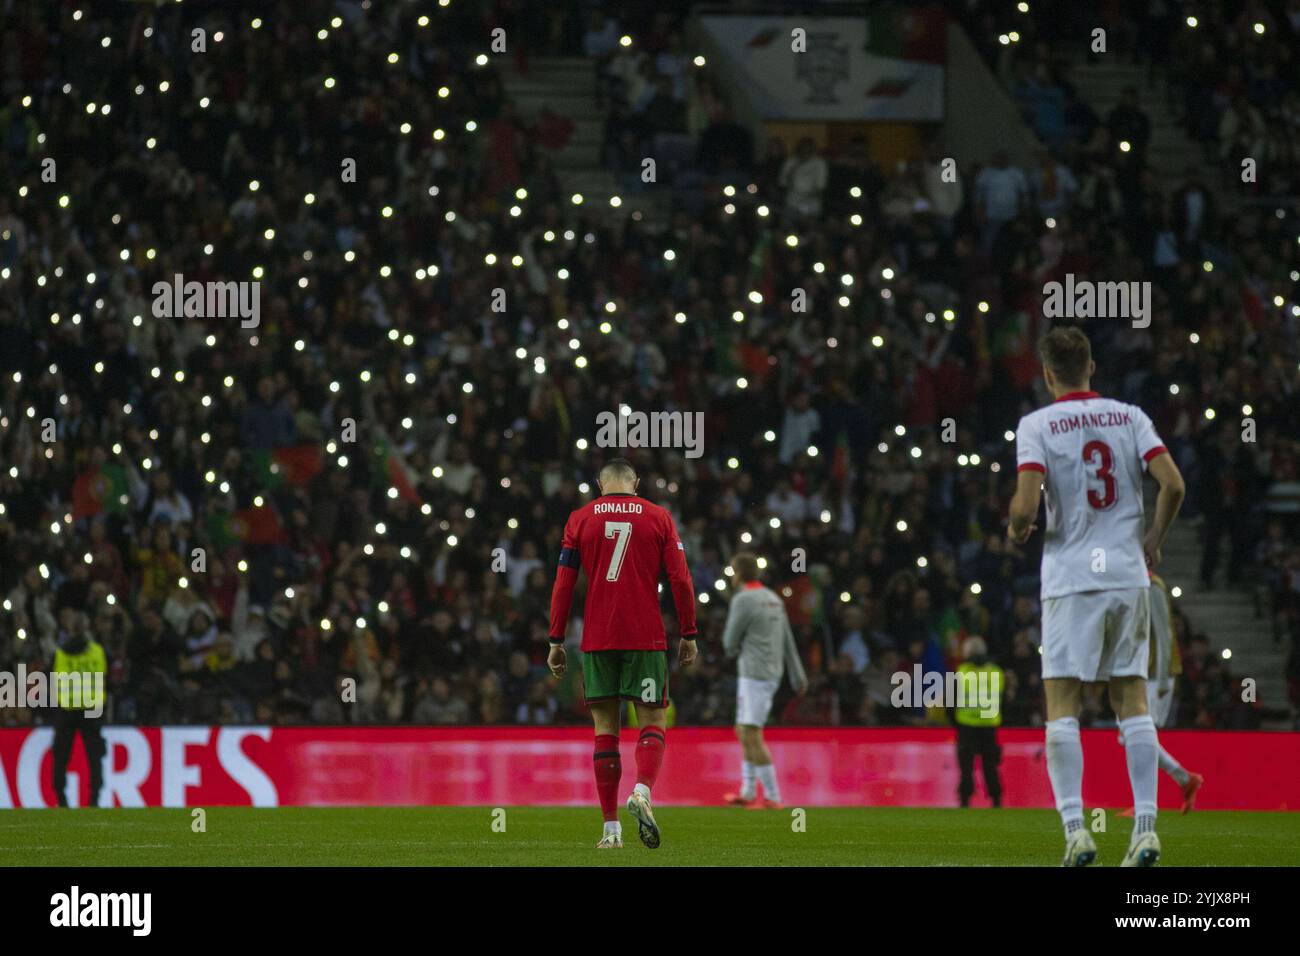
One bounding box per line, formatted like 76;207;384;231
1015;391;1167;600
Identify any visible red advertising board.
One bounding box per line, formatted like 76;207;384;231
0;726;1295;810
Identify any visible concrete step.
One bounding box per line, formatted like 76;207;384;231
1142;489;1286;719
512;63;595;81
501;60;677;230
501;76;597;91
1067;54;1241;211
500;90;601;113
550;141;603;160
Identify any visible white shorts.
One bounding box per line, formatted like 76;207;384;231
735;677;779;727
1041;587;1150;682
1147;677;1175;727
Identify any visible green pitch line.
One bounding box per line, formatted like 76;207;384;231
1;807;1298;867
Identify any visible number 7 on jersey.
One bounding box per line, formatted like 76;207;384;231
604;521;632;581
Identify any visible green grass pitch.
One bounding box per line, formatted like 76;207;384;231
3;806;1299;866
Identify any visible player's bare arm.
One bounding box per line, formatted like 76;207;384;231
1007;469;1042;544
1142;452;1186;569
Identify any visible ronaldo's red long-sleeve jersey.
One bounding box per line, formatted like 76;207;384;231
548;493;697;651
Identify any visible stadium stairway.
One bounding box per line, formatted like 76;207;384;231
1146;490;1290;726
502;57;671;223
1065;58;1233;209
1065;53;1292;722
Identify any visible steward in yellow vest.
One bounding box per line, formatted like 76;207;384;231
952;637;1003;808
51;631;108;808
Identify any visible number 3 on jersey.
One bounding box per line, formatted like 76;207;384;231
1082;440;1117;509
604;521;632;581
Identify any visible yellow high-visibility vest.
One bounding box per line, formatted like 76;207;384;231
954;661;1003;728
52;640;107;711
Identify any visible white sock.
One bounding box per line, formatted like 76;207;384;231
1119;714;1159;836
633;782;650;800
604;819;621;836
741;760;757;799
1045;717;1085;835
755;763;781;802
1121;726;1191;788
1158;745;1189;785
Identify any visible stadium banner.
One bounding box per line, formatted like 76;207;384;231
1;726;1297;810
697;7;946;122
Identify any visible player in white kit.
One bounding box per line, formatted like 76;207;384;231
1009;327;1185;867
720;552;808;808
1118;573;1203;814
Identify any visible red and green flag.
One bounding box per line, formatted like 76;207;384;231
866;5;947;63
71;463;129;519
251;445;323;489
207;506;287;548
831;432;852;489
936;605;964;663
374;436;421;503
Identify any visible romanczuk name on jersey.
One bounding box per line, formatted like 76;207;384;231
1015;392;1167;601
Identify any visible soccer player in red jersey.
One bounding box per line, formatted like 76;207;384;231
547;458;698;849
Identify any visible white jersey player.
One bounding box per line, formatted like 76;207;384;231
1118;574;1203;814
1009;327;1186;867
720;551;808;809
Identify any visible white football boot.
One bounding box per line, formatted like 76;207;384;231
1121;831;1161;867
626;789;661;849
1062;828;1098;867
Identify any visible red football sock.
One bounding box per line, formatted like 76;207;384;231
593;734;621;822
635;727;666;789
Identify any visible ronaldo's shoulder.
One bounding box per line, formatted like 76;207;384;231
569;498;596;516
563;500;597;526
642;499;679;529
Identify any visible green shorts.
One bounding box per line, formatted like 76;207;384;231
582;649;670;708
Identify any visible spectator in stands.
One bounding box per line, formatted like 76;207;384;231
779;137;829;218
1106;87;1152;159
0;0;1293;738
1030;149;1079;220
973;150;1030;252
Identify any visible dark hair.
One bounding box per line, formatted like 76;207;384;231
598;457;637;484
732;551;760;583
1039;326;1092;388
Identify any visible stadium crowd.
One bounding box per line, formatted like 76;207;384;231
1;1;1297;732
970;0;1300;201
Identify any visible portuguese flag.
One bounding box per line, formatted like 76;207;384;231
71;463;129;519
374;435;421;503
208;506;287;548
251;445;324;489
831;431;852;489
936;605;964;663
866;5;947;64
